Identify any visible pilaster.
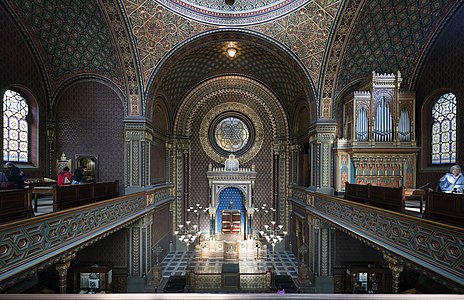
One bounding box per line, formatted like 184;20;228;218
273;139;290;231
47;121;56;178
124;119;153;192
308;122;337;194
170;138;190;233
289;143;300;185
128;215;153;278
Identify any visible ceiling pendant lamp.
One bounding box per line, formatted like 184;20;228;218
226;42;237;58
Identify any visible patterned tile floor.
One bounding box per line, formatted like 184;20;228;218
162;251;299;278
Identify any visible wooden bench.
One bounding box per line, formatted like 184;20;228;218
53;180;120;212
53;183;95;211
93;180;119;202
369;185;405;213
0;189;33;224
344;183;405;213
424;191;464;226
344;182;370;204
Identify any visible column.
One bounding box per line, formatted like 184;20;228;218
55;253;75;294
384;254;404;293
171;139;190;237
124;119;153;192
128;215;153;277
289;143;300;185
47;121;56;179
273;140;289;234
308;123;337;194
309;217;319;278
310;218;334;277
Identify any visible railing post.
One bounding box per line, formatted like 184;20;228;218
55;253;75;294
384;254;404;293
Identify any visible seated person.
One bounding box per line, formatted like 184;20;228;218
57;166;72;186
438;164;464;192
0;171;14;190
72;166;87;184
3;162;25;189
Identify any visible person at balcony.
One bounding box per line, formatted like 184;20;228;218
3;162;26;189
0;171;14;190
58;166;72;186
438;164;464;192
72;165;87;184
276;285;285;294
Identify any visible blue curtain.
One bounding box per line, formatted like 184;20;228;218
217;187;246;233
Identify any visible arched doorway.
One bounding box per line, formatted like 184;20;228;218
217;187;246;236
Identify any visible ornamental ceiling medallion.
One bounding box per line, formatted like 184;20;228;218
155;0;310;26
200;102;264;164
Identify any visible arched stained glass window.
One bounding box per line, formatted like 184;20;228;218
431;93;456;164
3;90;29;162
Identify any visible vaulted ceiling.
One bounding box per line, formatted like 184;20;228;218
2;0;463;123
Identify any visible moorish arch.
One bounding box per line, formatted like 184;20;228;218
170;75;292;235
174;75;289;142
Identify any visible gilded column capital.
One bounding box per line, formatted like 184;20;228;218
383;254;404;273
124;120;153;142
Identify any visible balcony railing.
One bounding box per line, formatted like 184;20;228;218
0;184;174;291
288;185;464;290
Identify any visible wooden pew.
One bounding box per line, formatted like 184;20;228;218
369;185;405;213
0;189;33;223
53;181;120;212
344;183;405;213
93;180;119;202
344;182;369;204
424;191;464;226
53;183;94;211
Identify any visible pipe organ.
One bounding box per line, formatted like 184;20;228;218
334;71;420;192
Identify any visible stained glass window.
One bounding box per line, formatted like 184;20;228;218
214;117;250;152
431;93;456;164
3;90;29;162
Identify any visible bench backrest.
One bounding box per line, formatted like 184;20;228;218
344;182;405;213
425;191;464;226
53;183;95;211
52;181;120;211
93;180;119;201
0;189;33;223
344;182;369;204
369;185;405;213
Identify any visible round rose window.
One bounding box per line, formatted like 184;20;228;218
214;117;250;152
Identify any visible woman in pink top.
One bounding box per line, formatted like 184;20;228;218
57;166;72;186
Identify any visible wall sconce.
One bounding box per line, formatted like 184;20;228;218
226;42;237;58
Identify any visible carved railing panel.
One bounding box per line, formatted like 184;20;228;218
0;184;174;290
288;185;464;290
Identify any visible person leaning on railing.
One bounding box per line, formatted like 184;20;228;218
438;164;464;193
